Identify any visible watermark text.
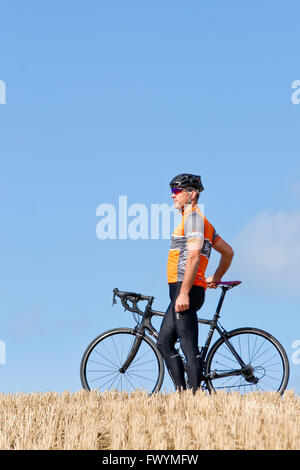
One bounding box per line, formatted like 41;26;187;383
291;80;300;104
0;80;6;104
96;196;204;240
101;453;199;466
0;341;6;365
291;340;300;365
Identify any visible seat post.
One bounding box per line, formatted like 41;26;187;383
215;286;229;317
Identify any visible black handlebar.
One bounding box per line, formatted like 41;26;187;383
113;288;154;316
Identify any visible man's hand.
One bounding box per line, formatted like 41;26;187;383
175;292;190;313
206;275;221;289
206;238;234;289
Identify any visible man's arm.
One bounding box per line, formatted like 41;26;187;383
177;248;201;304
175;249;202;312
175;211;204;312
206;238;234;288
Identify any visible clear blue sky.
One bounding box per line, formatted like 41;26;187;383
1;1;300;394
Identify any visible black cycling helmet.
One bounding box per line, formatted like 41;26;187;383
170;173;204;192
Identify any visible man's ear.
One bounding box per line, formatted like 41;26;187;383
192;190;198;201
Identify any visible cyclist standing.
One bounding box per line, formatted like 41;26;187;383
157;173;234;393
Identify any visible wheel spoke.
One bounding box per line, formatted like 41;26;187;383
93;349;120;369
89;371;118;383
126;371;157;383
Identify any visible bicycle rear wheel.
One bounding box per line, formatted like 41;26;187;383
205;328;289;395
80;328;164;394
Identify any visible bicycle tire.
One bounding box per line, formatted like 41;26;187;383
205;327;290;395
80;328;164;394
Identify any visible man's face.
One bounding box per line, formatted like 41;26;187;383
171;188;189;210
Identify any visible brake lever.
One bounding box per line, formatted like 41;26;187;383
112;291;117;306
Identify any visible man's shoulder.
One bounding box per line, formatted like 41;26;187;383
184;207;214;226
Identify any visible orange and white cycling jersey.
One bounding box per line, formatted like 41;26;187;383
167;206;221;289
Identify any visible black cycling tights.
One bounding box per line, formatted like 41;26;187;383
157;282;205;394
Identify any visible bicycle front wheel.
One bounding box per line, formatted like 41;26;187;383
80;328;164;394
205;328;290;395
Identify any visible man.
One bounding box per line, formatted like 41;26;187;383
157;173;234;393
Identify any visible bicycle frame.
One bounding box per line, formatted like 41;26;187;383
112;284;252;384
132;287;250;382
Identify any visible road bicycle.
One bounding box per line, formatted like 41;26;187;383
80;281;290;395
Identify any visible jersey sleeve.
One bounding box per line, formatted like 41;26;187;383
184;212;204;250
212;228;221;245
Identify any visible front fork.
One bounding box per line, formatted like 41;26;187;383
119;326;144;373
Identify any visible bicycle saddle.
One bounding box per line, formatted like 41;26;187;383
213;281;242;288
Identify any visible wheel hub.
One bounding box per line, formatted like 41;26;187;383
243;365;259;384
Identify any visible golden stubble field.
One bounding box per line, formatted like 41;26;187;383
0;389;299;450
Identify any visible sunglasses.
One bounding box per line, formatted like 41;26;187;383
171;188;186;195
